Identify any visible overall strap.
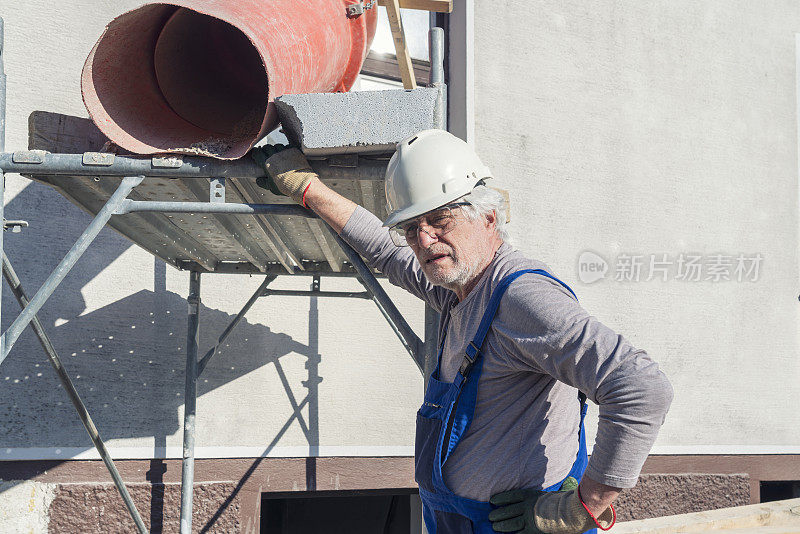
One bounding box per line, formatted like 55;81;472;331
457;269;578;384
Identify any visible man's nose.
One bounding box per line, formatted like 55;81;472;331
416;225;438;247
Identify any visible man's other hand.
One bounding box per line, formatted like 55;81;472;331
252;146;316;204
489;477;613;533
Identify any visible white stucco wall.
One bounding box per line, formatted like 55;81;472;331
0;480;54;533
0;0;424;461
471;1;800;452
2;0;798;469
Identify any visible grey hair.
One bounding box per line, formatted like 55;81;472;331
460;185;511;243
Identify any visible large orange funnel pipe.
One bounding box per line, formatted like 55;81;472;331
81;1;377;159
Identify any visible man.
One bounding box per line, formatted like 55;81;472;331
255;129;673;534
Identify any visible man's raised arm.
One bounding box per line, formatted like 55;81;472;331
255;147;447;309
258;147;357;233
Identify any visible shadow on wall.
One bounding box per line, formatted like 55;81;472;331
0;180;322;460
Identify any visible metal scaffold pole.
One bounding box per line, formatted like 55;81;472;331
429;26;446;132
180;271;201;534
0;17;7;358
0;151;388;181
423;25;446;384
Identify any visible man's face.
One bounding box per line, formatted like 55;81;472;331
406;207;498;290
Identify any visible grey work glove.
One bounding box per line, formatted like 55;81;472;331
489;477;613;534
251;145;316;204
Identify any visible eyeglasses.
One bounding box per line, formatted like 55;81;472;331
390;203;470;247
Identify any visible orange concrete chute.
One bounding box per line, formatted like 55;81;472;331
81;1;378;160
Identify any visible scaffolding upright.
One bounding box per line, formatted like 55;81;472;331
0;18;446;533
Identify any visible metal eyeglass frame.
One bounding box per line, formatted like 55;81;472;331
390;201;471;247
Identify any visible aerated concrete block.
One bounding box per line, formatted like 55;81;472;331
275;88;441;156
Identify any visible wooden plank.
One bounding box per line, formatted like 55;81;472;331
378;0;453;13
28;111;110;153
384;0;417;90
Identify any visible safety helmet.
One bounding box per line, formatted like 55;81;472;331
383;129;493;228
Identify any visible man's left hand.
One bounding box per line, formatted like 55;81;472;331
251;145;316;203
489;477;613;533
489;486;548;533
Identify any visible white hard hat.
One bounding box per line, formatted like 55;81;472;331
383;129;493;228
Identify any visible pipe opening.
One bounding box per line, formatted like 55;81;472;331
82;2;376;159
154;8;268;137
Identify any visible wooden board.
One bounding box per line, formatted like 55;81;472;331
384;0;418;90
379;0;453;13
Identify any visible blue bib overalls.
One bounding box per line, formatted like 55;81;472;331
415;269;596;534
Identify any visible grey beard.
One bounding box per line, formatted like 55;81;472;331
427;256;482;291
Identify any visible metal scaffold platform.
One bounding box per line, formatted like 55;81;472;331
0;17;445;534
24;111;393;277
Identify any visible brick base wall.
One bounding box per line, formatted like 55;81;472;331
48;482;241;533
1;455;797;532
614;473;751;521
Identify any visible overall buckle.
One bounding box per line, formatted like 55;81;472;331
459;342;480;378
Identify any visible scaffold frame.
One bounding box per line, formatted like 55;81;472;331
0;18;445;534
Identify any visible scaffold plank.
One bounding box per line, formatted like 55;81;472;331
22;112;391;275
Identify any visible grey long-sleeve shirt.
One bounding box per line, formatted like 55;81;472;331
341;206;673;500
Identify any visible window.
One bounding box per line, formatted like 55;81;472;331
760;481;800;502
261;489;422;534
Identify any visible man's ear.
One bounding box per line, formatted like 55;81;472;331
485;210;497;229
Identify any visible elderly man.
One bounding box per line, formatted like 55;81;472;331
256;129;673;534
